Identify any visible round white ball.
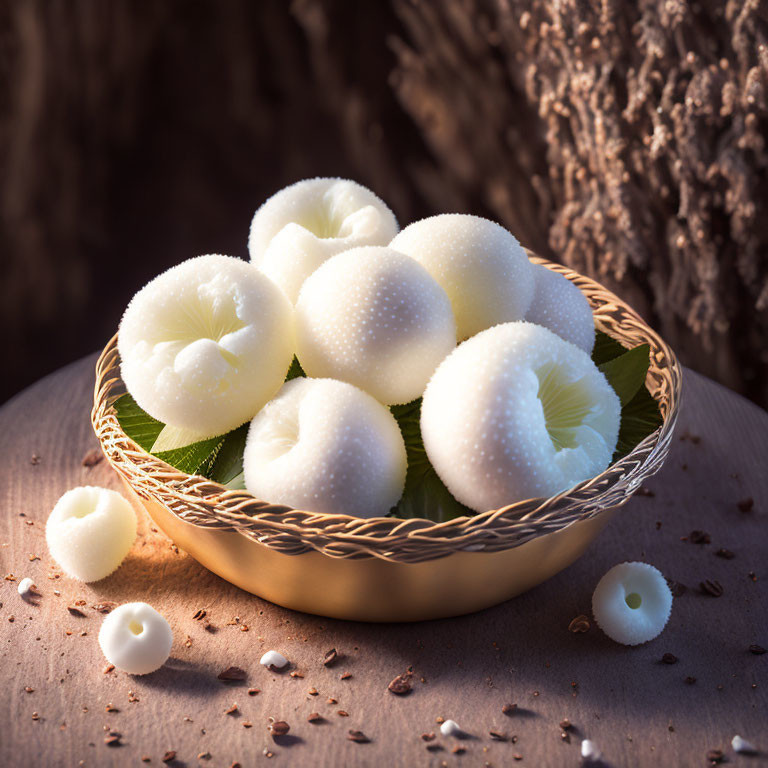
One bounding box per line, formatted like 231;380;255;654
46;486;137;582
243;377;407;518
119;254;294;437
98;602;173;675
389;214;535;340
421;322;620;512
295;246;456;405
525;263;595;353
249;177;399;302
592;562;673;645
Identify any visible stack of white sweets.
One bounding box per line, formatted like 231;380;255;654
118;178;620;519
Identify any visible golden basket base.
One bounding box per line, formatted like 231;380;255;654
125;480;614;622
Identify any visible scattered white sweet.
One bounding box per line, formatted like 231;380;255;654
581;739;602;762
243;377;407;518
17;577;39;601
260;650;288;669
420;322;620;512
389;214;534;340
732;735;757;755
440;720;464;737
46;486;137;582
98;602;173;675
249;178;399;302
119;254;294;438
592;562;673;645
295;246;456;405
525;263;595;353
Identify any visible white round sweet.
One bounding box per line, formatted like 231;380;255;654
119;254;294;437
46;486;137;582
525;263;595;353
98;602;173;675
389;214;535;340
440;720;464;737
592;562;673;645
243;377;407;518
249;177;399;302
420;322;620;512
295;246;456;405
260;650;288;669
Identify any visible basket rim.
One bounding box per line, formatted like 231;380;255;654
91;254;682;562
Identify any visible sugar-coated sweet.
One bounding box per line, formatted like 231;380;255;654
390;214;535;339
46;486;137;582
243;377;407;518
296;246;456;405
592;562;673;645
525;263;595;353
119;255;294;437
98;602;173;675
420;322;620;512
249;178;399;302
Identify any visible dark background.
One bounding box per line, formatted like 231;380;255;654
3;0;767;407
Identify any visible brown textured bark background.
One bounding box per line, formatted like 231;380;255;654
2;0;767;405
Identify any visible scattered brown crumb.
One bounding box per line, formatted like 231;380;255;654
105;703;119;713
4;574;16;581
141;757;151;763
426;743;443;752
323;648;338;666
347;729;370;743
128;691;139;703
421;732;435;741
193;609;207;620
715;548;735;559
269;720;290;737
700;579;724;597
289;671;304;679
513;754;523;761
326;697;337;704
31;712;39;721
749;572;757;582
452;745;466;754
197;753;211;760
161;751;176;763
104;733;121;747
103;664;115;674
706;748;724;763
749;644;766;655
30;454;40;465
436;716;445;724
28;554;40;562
242;721;252;728
502;703;517;715
688;530;711;544
184;636;192;648
340;672;352;680
559;718;572;730
667;580;688;597
82;449;103;467
224;704;238;715
661;653;679;664
490;731;507;741
92;602;117;614
337;710;349;717
308;687;318;696
66;606;86;617
636;486;656;497
685;676;697;684
737;498;754;513
248;688;260;696
24;686;34;693
568;614;591;633
307;712;323;723
217;666;246;682
388;672;413;696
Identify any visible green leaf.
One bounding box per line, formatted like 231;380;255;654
207;423;249;485
599;343;651;406
614;385;663;460
285;356;306;382
389;399;473;522
155;435;225;476
114;393;164;452
591;329;628;366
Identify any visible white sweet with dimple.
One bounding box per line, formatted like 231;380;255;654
249;178;399;303
525;263;595;353
98;602;173;675
592;562;673;645
389;214;535;340
260;650;288;669
420;322;620;512
46;486;137;582
296;246;456;405
243;377;407;518
119;254;294;438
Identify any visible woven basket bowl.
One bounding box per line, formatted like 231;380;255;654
91;254;682;622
